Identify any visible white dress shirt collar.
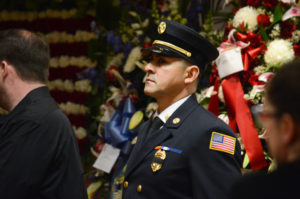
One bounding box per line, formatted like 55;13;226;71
155;95;191;123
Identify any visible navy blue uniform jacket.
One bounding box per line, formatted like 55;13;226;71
123;94;242;199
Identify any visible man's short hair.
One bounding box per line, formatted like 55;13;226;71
0;29;50;83
266;58;300;122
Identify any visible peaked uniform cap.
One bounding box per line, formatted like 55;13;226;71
143;20;219;72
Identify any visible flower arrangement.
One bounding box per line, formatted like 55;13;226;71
200;0;300;170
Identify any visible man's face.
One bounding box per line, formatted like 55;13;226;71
144;53;186;100
262;97;287;164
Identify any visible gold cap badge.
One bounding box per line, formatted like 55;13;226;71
173;117;180;124
158;21;166;34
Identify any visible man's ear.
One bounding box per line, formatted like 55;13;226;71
0;61;9;80
280;113;296;145
184;65;199;84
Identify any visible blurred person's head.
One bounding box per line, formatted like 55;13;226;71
263;58;300;165
0;29;50;111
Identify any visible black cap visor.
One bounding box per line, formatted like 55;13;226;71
142;44;191;62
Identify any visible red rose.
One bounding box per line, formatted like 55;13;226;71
280;21;296;39
257;14;271;28
247;0;262;8
293;44;300;58
264;0;278;8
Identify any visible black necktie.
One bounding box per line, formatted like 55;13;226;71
146;117;164;140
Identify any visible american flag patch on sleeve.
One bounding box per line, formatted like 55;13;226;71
209;132;236;155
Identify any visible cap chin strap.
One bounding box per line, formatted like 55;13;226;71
153;40;192;57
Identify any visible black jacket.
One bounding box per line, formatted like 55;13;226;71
229;159;300;199
0;86;88;199
123;94;242;199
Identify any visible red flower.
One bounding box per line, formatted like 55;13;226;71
224;23;233;37
247;32;264;48
293;44;300;58
209;65;219;85
143;41;152;49
264;0;278;8
106;65;120;82
248;74;264;86
257;14;271;28
280;21;296;39
247;0;262;8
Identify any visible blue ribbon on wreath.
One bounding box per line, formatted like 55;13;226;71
104;97;136;155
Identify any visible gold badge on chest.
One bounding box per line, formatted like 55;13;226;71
151;149;166;172
151;162;162;172
155;149;166;160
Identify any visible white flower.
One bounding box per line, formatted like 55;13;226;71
264;39;295;67
49;57;59;68
123;46;142;73
257;8;266;15
233;6;258;32
128;11;137;17
290;30;300;43
41;31;97;44
52;79;64;91
258;72;274;82
142;19;149;28
169;0;179;10
59;56;69;68
131;23;141;29
64;80;74;92
145;102;158;118
253;65;267;75
99;104;115;123
75;80;92;93
269;24;280;39
59;102;88;115
249;85;265;99
218;114;229;124
136;30;144;36
218;86;225;104
73;126;87;139
106;53;124;70
281;0;296;3
197;86;217;103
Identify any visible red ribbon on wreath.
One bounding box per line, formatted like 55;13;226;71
208;30;267;170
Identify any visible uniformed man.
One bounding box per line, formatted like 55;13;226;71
122;20;242;199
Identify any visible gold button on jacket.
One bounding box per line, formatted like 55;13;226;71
123;181;128;188
137;185;142;192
